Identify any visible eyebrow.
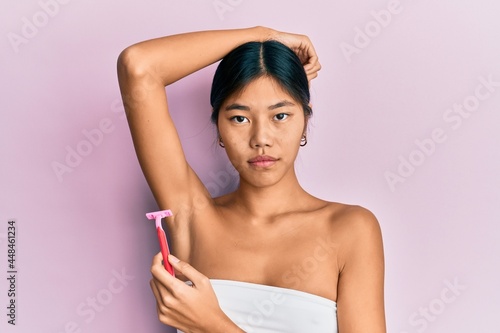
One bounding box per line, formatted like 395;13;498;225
224;100;296;112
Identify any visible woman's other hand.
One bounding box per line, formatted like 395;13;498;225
268;29;322;82
150;253;243;332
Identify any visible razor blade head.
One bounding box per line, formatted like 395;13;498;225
146;209;173;220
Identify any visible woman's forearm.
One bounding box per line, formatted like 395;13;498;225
118;26;273;86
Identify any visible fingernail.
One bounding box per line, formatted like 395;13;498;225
169;254;180;263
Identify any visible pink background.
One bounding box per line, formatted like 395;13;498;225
1;0;499;332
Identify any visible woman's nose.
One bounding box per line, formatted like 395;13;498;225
249;121;273;148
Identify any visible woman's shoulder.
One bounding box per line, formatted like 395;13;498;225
321;201;383;268
320;201;381;238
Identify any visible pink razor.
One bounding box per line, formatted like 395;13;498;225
146;209;175;276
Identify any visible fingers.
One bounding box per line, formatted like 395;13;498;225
150;254;184;323
151;252;209;293
274;32;321;82
149;253;225;330
152;251;164;266
151;252;179;293
302;40;321;81
167;255;210;288
305;59;321;82
150;277;162;301
151;251;170;280
150;277;177;326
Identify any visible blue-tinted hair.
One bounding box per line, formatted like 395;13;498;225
210;40;312;125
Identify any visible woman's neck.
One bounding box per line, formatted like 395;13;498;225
230;170;313;222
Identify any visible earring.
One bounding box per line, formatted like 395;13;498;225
218;137;225;148
300;135;307;147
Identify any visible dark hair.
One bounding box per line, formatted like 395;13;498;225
210;40;312;125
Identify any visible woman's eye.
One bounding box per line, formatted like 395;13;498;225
274;113;289;121
231;116;248;123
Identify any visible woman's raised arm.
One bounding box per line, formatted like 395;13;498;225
116;26;320;215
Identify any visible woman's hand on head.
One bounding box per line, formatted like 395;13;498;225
150;253;243;332
268;29;322;82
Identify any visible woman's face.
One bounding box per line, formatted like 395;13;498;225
218;76;306;188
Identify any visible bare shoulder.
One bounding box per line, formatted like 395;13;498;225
302;197;382;237
326;202;381;235
322;202;383;264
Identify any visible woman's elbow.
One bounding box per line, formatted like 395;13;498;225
117;45;151;79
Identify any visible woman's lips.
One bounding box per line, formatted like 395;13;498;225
248;155;278;168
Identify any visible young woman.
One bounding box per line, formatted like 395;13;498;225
117;26;386;332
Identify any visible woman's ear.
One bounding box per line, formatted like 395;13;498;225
300;102;312;135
